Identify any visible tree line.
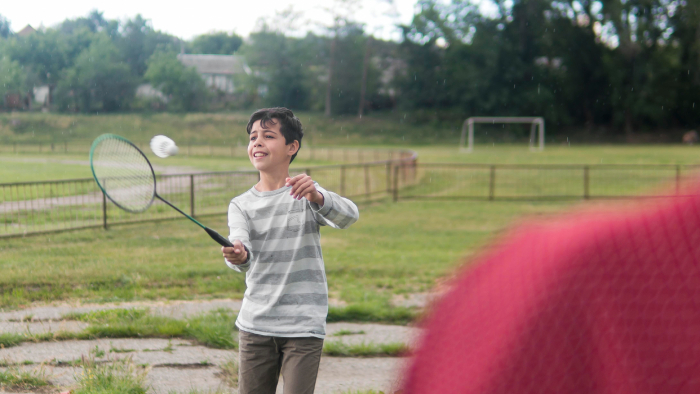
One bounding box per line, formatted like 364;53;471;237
0;0;698;136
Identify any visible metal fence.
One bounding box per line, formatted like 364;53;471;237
395;163;700;201
3;158;699;239
0;152;418;238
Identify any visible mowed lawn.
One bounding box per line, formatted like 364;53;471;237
1;144;698;309
0;199;571;308
0;151;337;183
3;144;700;184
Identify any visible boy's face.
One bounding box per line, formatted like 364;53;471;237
247;119;298;172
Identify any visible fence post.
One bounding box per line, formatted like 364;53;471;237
393;165;400;202
676;165;681;195
13;142;16;153
386;163;391;194
584;166;590;199
51;143;54;152
340;166;346;196
364;165;370;199
64;141;68;153
190;174;195;217
488;165;496;201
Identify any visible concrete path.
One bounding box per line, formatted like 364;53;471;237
0;299;423;394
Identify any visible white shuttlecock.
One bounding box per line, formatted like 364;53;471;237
150;135;179;158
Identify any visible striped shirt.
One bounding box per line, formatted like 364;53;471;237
226;182;359;339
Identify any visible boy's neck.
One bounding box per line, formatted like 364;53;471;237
255;165;290;192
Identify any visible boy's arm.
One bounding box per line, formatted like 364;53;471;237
286;174;359;229
225;201;252;272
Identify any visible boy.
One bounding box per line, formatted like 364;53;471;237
222;107;359;394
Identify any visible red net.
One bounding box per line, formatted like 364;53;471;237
403;191;700;394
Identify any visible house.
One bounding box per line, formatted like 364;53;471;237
17;25;36;37
177;54;250;94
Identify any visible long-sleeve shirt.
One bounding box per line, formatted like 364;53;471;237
226;182;359;339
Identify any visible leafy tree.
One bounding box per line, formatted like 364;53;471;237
190;32;243;54
0;56;28;105
3;30;70;86
242;30;312;110
0;14;11;38
144;51;209;111
118;15;181;77
55;34;135;112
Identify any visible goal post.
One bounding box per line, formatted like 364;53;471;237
459;117;545;153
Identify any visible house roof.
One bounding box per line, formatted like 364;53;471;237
17;25;36;37
177;54;248;75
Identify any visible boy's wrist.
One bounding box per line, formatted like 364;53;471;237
310;191;324;206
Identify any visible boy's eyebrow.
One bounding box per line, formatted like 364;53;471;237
250;128;278;135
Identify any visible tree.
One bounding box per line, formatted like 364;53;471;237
190;32;243;54
55;34;136;112
144;51;209;111
0;57;28;106
0;14;11;39
242;30;312;110
118;15;181;77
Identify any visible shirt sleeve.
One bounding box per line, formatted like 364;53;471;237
226;201;252;272
308;183;359;229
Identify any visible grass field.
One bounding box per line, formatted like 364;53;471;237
2;112;699;317
2;144;699;184
0;199;570;309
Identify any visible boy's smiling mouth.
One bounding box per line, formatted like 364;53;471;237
253;152;268;158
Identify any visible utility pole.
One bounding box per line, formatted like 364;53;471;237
358;35;372;118
324;28;337;117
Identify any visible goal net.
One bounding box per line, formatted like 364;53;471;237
459;117;545;152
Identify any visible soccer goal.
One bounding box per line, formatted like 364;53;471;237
459;117;545;153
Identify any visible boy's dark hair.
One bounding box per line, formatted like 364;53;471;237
246;107;303;164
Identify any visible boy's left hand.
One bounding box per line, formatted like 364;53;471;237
286;174;324;205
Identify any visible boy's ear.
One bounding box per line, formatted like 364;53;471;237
287;140;299;157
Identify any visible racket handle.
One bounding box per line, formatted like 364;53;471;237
204;227;233;247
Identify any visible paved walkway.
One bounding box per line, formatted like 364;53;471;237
0;299;423;394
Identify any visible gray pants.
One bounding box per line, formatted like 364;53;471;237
238;330;324;394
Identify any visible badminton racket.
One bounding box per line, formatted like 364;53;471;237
89;133;233;247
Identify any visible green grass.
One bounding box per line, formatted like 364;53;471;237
0;111;448;146
0;150;338;184
67;308;238;349
0;333;24;348
414;144;700;165
0;199;569;309
332;329;366;337
72;356;147;394
0;366;50;391
219;358;238;389
322;341;408;357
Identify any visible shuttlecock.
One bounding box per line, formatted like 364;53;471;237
150;135;179;158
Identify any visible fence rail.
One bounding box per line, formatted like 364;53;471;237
2;158;699;239
395;163;700;201
0;151;418;238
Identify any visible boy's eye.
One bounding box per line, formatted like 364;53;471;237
250;137;256;141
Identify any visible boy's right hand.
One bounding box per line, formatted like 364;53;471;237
222;240;248;265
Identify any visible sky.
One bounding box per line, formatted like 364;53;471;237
2;0;419;41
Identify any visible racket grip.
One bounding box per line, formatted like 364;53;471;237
204;227;233;247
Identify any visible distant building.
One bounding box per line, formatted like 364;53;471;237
17;25;36;37
177;54;250;94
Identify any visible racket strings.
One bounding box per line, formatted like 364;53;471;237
92;137;155;212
